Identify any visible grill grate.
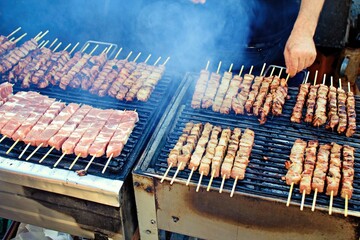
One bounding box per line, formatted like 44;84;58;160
149;73;360;215
0;73;176;181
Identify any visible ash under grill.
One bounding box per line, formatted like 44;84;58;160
0;73;174;180
148;73;360;216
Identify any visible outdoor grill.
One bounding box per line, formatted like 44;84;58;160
0;38;184;239
133;67;360;240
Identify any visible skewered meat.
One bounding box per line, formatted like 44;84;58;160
191;70;209;109
232;74;254;114
285;139;307;185
220;75;242;114
211;128;231;177
346;91;356;137
341;145;355;199
201;72;221;109
326;143;342;196
137;65;165;102
230;128;255;180
220;128;241;178
299;140;318;194
337;88;347;134
245;76;264;113
168;122;194;166
325;86;339;130
304;85;319;123
313;84;329;127
212;71;232;112
188;123;213;170
311;144;331;193
291;83;310;123
253;76;273;116
272;78;288;116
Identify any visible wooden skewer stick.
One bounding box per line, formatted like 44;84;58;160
160;162;173;183
125;51;133;61
196;172;204;192
330;76;333;87
205;60;210;71
34;31;43;40
339;78;342;89
286;182;294;207
248;65;254;75
39;146;54;163
10;37;15;42
300;190;306;211
6;139;19;155
238;65;244;76
106;45;112;54
37;40;45;49
228;63;234;73
207;170;216;191
153;57;161;66
216;61;222;74
63;43;72;52
144;54;152;64
37;30;49;42
49;38;58;49
102;153;114;174
81;43;90;53
26;143;43;161
162;57;170;66
230;176;238;197
322;74;326;85
69;153;81;170
170;162;182;185
313;70;318;86
41;40;50;49
219;175;226;193
186;167;195;186
260;63;266;76
0;135;7;143
348;82;351;93
114;47;123;60
14;33;27;44
279;68;284;78
19;143;30;159
345;194;348;217
101;47;108;54
311;188;318;211
133;52;142;62
54;152;67;167
85;155;97;171
52;42;62;52
7;27;21;38
88;44;98;55
270;66;275;77
304;71;310;84
69;42;80;55
285;74;290;83
329;190;334;215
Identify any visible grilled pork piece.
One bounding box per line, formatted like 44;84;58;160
304;85;319;123
245;76;264;114
220;75;242;114
232;74;254;114
325;86;339;130
108;61;136;97
337;88;347;134
191;69;210;109
285;139;307;185
313;84;329;127
272;78;288;116
0;82;13;100
97;59;126;96
168;122;194;167
253;76;273;117
311;144;331;193
230;128;254;180
341;145;355;199
211;128;231;177
0;39;16;57
346;91;356;137
201;72;221;109
291;83;310;123
116;62;146;100
326;143;342;196
299;140;318;194
220;128;241;178
137;65;165;102
212;71;232;112
188;123;213;170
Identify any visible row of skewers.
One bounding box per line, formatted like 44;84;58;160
291;71;356;137
0;28;169;102
0;87;138;173
191;62;290;124
161;121;255;197
285;139;355;216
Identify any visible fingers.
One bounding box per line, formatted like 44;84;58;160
284;46;298;77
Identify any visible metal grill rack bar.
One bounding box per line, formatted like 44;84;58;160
135;71;360;217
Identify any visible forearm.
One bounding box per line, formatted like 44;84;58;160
292;0;325;37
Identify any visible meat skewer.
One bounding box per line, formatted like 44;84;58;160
342;145;355;217
337;79;347;134
253;75;273;117
201;61;222;109
326;143;342;215
304;70;319;123
291;72;310;123
244;63;266;113
232;66;255;114
186;123;213;185
346;82;356;137
161;122;194;183
311;143;331;211
259;68;279;124
299;140;318;211
212;64;233;112
325;77;339;130
220;65;244;114
271;74;289;116
285;139;307;207
313;74;329;127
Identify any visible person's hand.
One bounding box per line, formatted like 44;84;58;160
191;0;206;4
284;30;317;77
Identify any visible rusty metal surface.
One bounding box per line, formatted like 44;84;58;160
155;180;360;240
